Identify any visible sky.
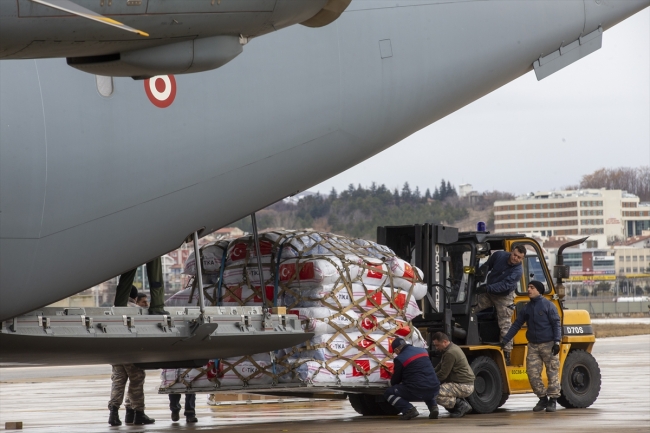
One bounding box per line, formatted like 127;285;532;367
312;8;650;198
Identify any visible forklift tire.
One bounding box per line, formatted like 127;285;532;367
348;394;398;416
467;356;503;414
557;350;601;409
348;393;378;416
497;393;509;408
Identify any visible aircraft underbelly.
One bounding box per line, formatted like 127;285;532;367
1;0;649;320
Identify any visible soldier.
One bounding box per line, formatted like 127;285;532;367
475;245;526;364
501;280;561;412
107;364;155;426
114;256;169;315
107;288;155;426
384;338;440;420
431;332;475;418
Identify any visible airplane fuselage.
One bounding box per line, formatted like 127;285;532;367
1;0;648;320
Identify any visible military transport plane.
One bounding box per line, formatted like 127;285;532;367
1;0;648;365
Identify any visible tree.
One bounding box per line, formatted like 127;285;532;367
446;180;457;198
425;188;431;200
580;166;650;201
401;182;412;201
439;179;448;200
329;187;337;200
433;186;440;200
393;188;401;206
414;186;422;201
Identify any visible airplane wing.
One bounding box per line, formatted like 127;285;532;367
29;0;149;37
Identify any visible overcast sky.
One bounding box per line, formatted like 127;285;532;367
312;8;650;198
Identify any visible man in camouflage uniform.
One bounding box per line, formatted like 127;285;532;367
108;364;154;425
475;245;526;364
432;332;475;418
502;280;561;412
107;292;156;426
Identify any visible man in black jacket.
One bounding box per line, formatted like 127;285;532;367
384;338;440;420
475;245;526;364
501;280;562;412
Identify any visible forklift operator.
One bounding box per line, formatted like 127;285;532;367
475;245;526;364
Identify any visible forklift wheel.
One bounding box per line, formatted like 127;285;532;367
467;356;503;414
348;394;399;416
557;350;601;408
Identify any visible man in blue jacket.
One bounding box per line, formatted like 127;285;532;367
475;245;526;364
384;338;440;420
501;280;562;412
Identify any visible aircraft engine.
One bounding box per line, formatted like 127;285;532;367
67;35;244;78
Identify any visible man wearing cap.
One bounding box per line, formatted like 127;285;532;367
501;280;562;413
475;245;526;364
431;332;475;418
384;338;440;420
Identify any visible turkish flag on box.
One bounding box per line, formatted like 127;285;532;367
352;360;371;377
380;362;394;379
253;286;277;303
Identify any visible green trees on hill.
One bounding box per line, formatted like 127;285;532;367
234;180;468;240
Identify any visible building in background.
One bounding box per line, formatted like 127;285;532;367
494;189;650;248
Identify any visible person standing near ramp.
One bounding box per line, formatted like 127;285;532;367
384;338;440;420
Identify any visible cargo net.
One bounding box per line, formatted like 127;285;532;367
160;230;427;391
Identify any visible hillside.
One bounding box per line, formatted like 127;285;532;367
232;182;509;239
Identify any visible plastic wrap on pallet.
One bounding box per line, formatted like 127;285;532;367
282;283;423;320
277;358;394;384
160;230;430;392
289;307;417;337
183;240;230;275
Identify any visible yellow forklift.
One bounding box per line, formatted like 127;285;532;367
348;224;601;415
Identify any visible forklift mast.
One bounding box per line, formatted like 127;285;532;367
377;224;460;344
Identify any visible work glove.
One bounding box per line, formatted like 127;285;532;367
475;284;488;295
552;343;560;356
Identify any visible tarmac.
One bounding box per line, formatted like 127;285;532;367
1;334;648;432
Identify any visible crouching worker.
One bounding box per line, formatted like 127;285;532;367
384;338;440;420
432;332;475;418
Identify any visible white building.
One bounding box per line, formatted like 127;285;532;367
494;189;650;248
458;184;473;198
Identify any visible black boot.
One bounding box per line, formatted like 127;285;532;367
186;414;198;423
133;410;155;425
533;396;548;412
450;399;472;418
546;398;557;412
426;402;439;419
108;406;121;426
125;407;135;425
171;410;180;422
149;307;170;315
400;407;419;420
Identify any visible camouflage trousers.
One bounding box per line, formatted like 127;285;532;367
436;382;475;409
476;292;515;351
108;364;146;411
527;341;561;399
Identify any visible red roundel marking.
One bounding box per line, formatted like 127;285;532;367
144;75;177;108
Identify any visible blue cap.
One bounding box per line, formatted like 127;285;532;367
477;221;486;232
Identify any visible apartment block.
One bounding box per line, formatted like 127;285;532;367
494;189;650;248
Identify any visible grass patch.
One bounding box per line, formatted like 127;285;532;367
593;324;650;338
